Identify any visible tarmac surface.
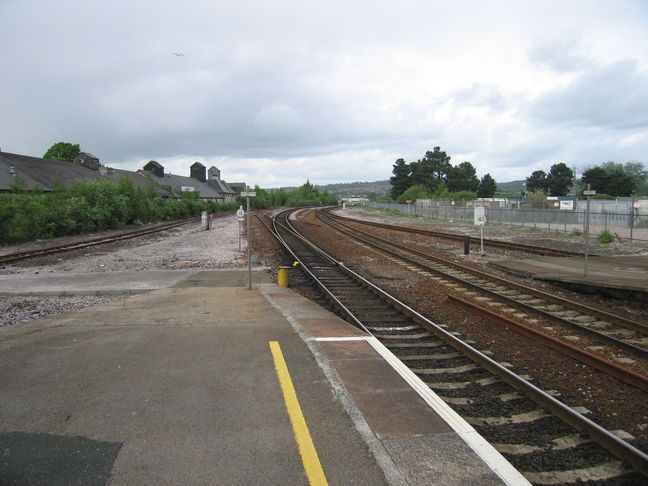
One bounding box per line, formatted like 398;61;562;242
0;270;525;485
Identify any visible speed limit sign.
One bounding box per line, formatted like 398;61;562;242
236;208;245;218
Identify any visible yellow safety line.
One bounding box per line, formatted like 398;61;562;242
269;341;329;486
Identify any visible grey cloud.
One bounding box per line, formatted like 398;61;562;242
451;83;511;111
529;60;648;130
2;0;647;187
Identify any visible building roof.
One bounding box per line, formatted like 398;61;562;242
207;177;236;195
0;151;163;195
144;160;164;170
1;151;239;200
140;170;232;199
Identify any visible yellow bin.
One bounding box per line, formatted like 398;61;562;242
277;266;291;287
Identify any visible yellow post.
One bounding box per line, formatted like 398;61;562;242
277;266;290;287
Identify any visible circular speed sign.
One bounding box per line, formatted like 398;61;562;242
236;209;245;218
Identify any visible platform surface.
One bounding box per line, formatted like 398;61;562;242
0;271;514;485
490;254;648;294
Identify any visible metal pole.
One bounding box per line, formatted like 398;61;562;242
630;195;635;242
584;184;591;278
480;224;484;256
247;195;252;290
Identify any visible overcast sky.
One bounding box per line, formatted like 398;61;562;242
2;1;647;187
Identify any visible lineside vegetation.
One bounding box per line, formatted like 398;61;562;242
246;180;338;209
0;178;238;245
0;179;338;245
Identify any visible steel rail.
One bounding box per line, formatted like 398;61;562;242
317;208;648;357
327;208;586;257
448;294;648;393
324;208;648;334
0;218;201;265
276;208;648;478
258;210;370;334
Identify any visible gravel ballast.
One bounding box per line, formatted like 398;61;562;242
0;215;249;328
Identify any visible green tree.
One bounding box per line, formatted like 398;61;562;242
546;163;574;196
477;173;497;197
581;166;607;193
43;142;81;162
582;164;636;197
446;161;479;192
526;170;548;193
390;158;411;199
623;161;648;196
528;190;548;208
410;147;452;193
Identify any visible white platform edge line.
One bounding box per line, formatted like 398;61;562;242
363;336;531;486
312;337;367;342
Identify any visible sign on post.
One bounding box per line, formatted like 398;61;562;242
474;207;486;226
241;192;256;290
560;200;574;210
474;207;486;256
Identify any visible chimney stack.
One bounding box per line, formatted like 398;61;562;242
191;162;206;183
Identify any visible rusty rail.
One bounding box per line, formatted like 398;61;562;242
448;294;648;393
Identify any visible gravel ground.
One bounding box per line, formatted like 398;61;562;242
0;215;250;327
340;206;648;256
1;215;248;275
280;207;648;448
0;296;125;328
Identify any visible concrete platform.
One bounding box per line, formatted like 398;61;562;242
0;271;524;485
0;269;275;296
490;255;648;300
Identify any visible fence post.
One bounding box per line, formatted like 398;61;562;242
564;209;567;233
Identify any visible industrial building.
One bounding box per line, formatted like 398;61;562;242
0;150;237;203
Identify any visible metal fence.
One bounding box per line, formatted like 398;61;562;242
368;202;648;242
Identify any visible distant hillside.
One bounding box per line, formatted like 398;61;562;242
496;179;525;195
315;180;391;197
274;180;391;199
269;179;524;200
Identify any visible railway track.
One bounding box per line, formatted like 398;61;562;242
0;218;200;265
327;208;586;257
315;208;648;365
263;208;648;485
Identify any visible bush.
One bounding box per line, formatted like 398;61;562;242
396;184;432;204
598;230;614;244
0;178;246;245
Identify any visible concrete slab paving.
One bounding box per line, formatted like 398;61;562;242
0;269;275;296
0;271;514;485
0;285;387;485
489;254;648;295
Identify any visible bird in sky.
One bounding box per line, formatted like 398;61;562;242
173;52;184;57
